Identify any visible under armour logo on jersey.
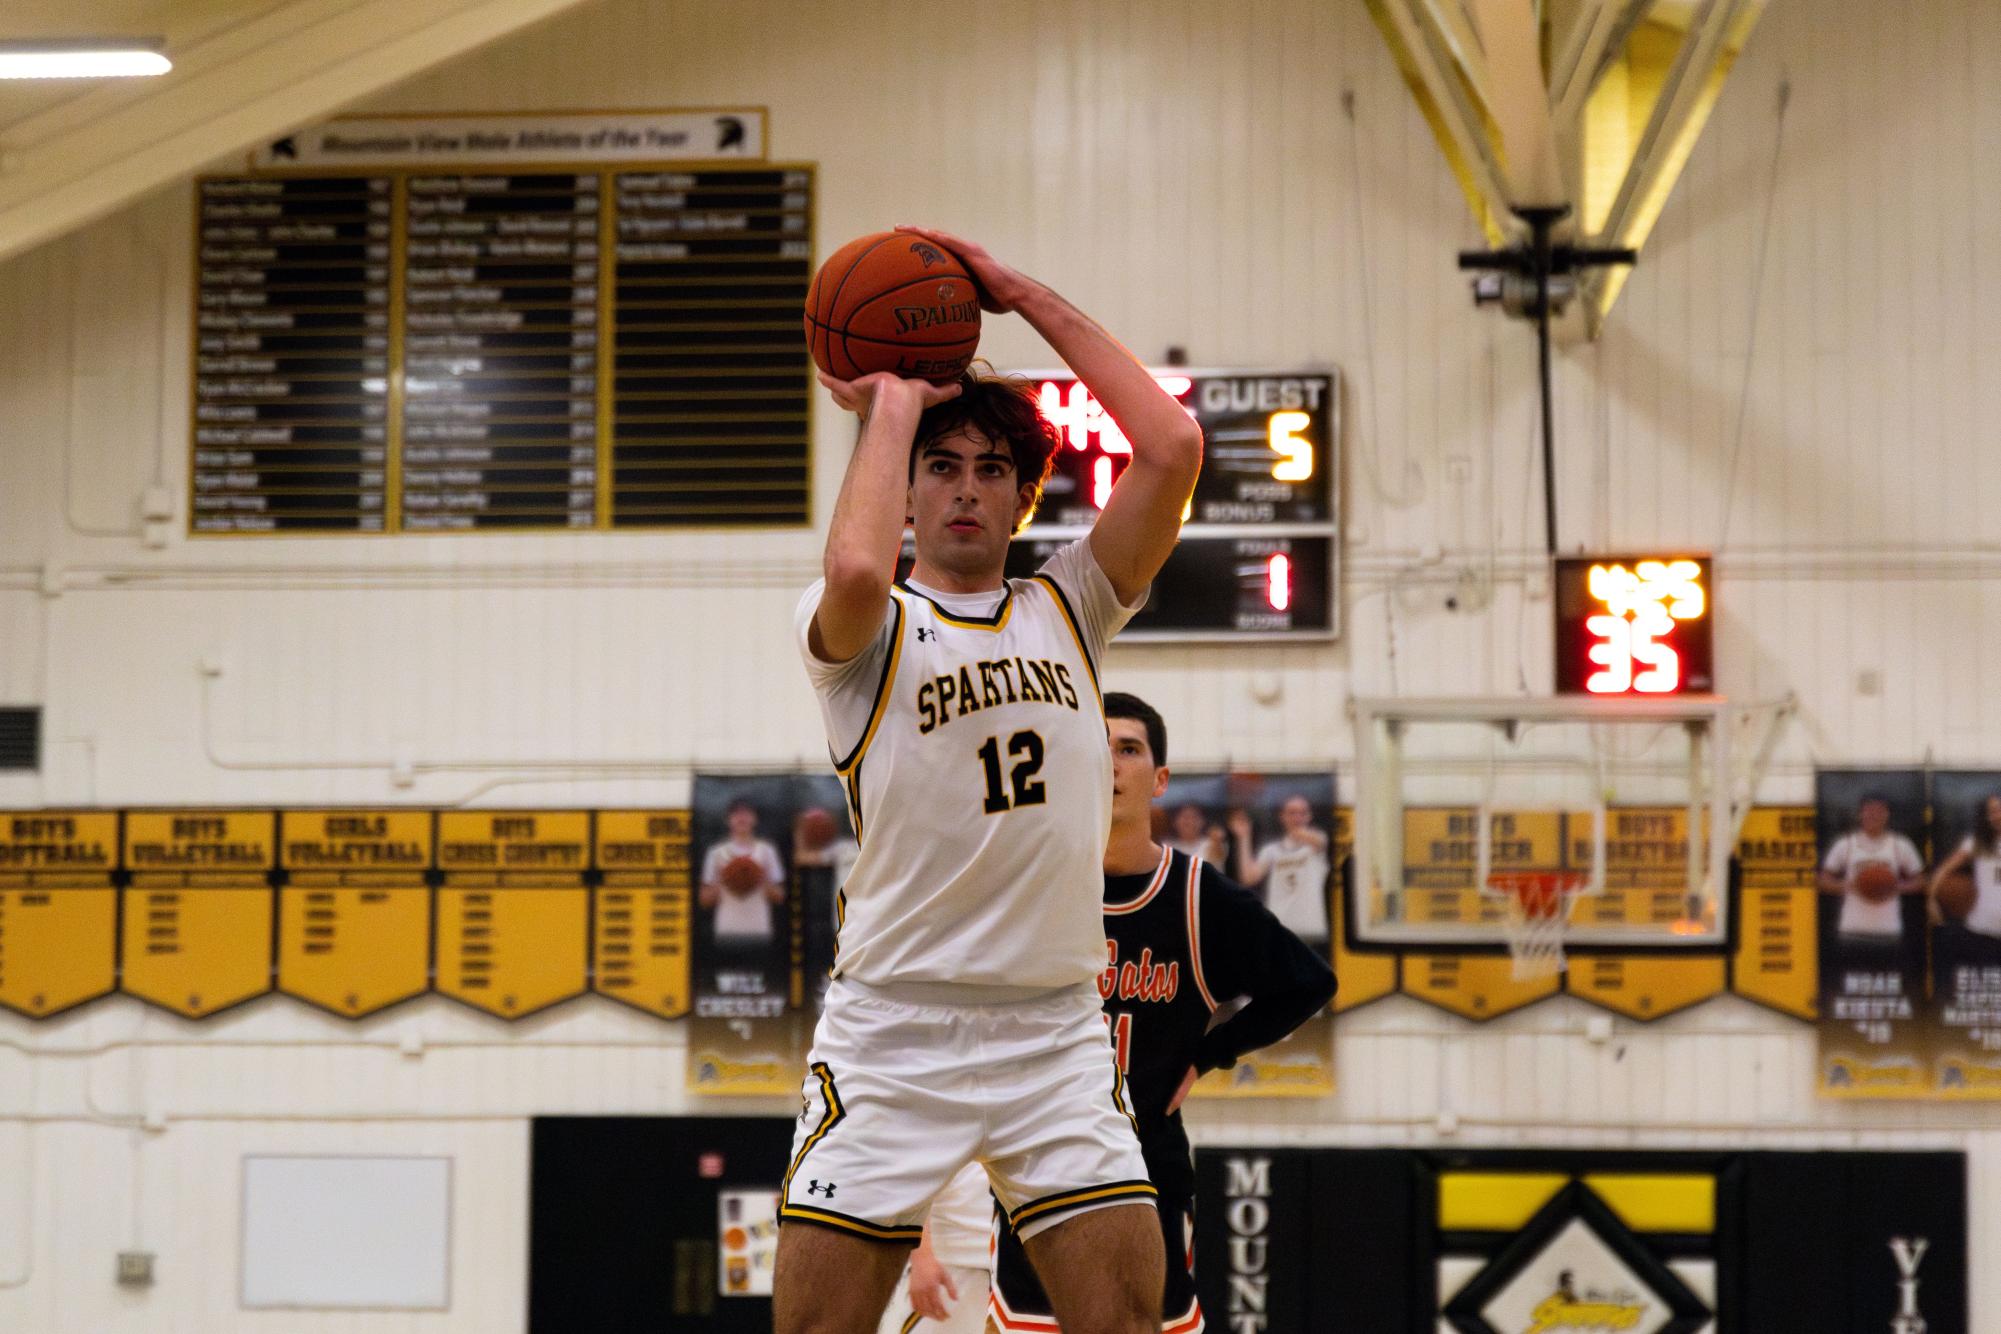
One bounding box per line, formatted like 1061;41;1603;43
806;1179;837;1198
916;628;935;641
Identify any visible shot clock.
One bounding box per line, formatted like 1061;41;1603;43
1553;555;1714;695
1005;368;1340;641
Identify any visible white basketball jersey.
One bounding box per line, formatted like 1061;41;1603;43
1955;836;2001;938
1824;829;1922;936
796;539;1140;989
1257;837;1331;940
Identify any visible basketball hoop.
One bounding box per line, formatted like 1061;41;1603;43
1485;871;1589;980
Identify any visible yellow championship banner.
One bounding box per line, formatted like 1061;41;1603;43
593;810;694;1020
0;812;120;1017
434;811;589;1018
1330;807;1397;1012
1572;807;1705;930
1731;805;1817;1020
1400;808;1565;927
1565;807;1726;1020
1401;952;1561;1020
1399;808;1563;1018
120;811;275;1017
276;811;433;1017
1567;955;1726;1021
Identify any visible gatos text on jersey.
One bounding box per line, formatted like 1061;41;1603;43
1100;939;1180;1003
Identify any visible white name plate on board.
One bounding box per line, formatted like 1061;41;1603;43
254;109;767;168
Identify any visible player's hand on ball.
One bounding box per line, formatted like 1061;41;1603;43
907;1247;958;1319
894;225;1035;313
816;370;961;419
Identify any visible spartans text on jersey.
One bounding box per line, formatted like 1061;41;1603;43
916;656;1082;734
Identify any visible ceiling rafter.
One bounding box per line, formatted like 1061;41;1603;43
0;0;596;265
1367;0;1765;330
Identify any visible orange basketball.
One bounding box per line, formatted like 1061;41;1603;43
797;807;837;852
1855;861;1899;903
1936;870;1977;920
720;853;764;896
805;231;981;383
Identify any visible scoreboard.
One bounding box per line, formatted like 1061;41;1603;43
192;165;812;534
1006;369;1340;640
1553;554;1714;695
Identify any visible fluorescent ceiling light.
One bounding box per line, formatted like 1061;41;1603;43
0;39;171;80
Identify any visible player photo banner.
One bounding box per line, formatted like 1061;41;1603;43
1159;770;1337;1098
1815;769;1932;1097
688;775;802;1095
1923;770;2001;1098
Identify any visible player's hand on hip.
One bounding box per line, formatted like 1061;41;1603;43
1166;1065;1199;1114
907;1248;959;1319
894;225;1035;313
816;370;961;419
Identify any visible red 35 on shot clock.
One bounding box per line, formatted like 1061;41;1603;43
1554;555;1714;695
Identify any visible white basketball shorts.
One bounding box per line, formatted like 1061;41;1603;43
779;978;1155;1244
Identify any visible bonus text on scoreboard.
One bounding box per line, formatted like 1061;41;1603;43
192;164;813;534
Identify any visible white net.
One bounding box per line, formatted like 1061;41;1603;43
1487;872;1589;980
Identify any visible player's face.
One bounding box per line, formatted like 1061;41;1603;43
1107;718;1168;829
909;429;1031;579
1986;796;2001;834
1280;795;1313;831
1859;800;1889;836
728;807;757;838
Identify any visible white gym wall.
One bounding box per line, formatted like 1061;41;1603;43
1;0;1997;1327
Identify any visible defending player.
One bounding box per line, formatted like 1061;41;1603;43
876;1163;994;1334
988;693;1337;1333
776;227;1204;1334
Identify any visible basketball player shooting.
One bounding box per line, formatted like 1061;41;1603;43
989;693;1337;1334
776;227;1203;1334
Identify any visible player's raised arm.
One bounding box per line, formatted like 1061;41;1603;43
812;372;961;663
896;226;1202;605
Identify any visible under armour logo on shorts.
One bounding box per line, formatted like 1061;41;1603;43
806;1179;837;1198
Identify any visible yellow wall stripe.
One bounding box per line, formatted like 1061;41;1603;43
1583;1173;1716;1233
1436;1172;1569;1231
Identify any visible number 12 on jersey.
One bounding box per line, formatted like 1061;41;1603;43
977;730;1048;814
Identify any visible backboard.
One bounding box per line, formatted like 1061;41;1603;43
1348;695;1769;954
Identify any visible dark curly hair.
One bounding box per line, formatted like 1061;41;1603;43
909;365;1061;532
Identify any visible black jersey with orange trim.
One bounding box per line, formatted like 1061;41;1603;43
990;848;1337;1331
